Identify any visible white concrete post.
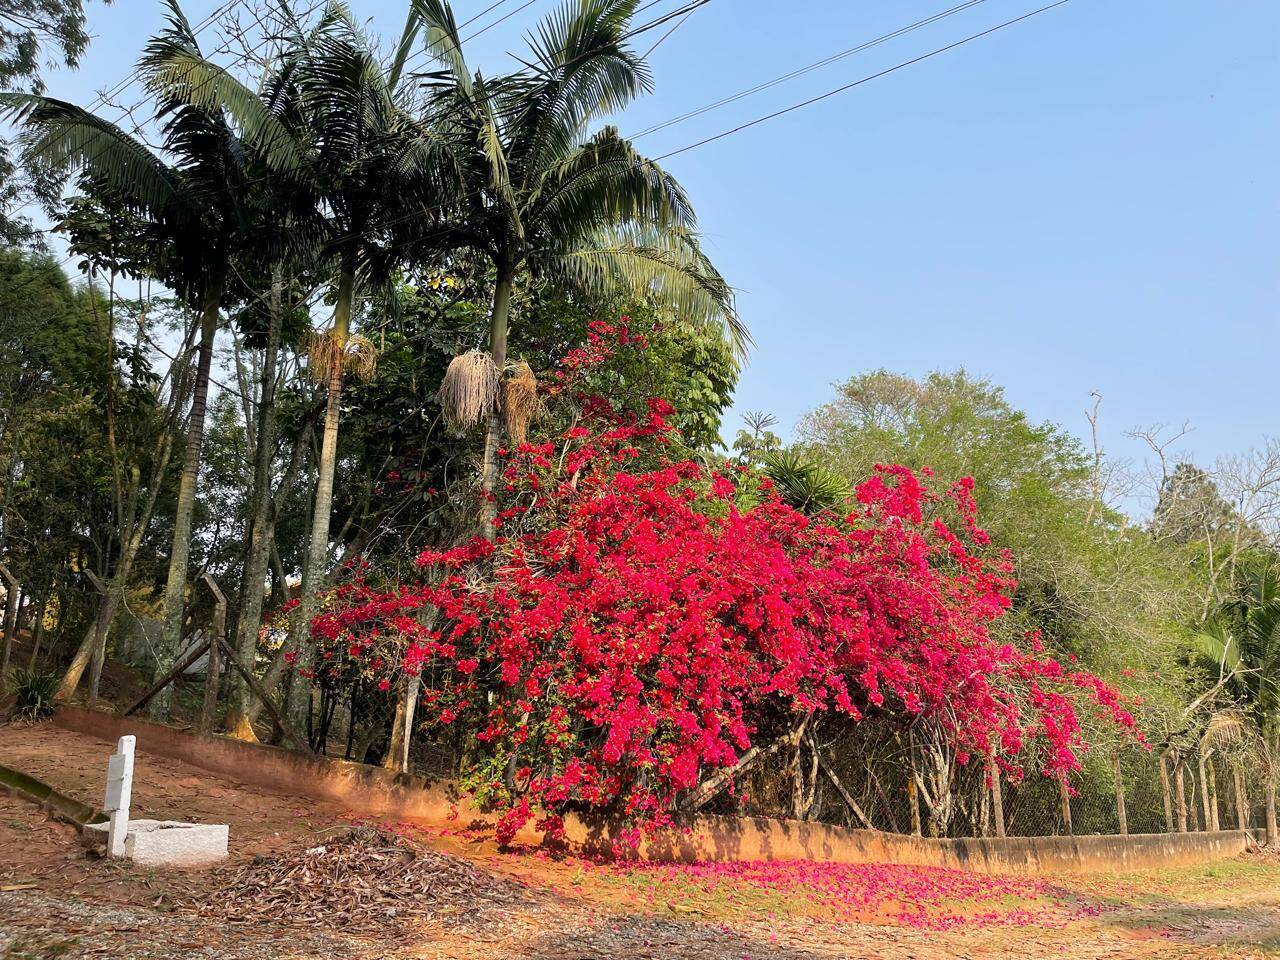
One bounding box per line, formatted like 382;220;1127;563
103;734;135;858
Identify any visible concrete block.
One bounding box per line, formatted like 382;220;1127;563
83;819;228;867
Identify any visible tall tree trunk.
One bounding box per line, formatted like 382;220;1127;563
1234;762;1249;831
480;270;514;540
989;756;1006;839
286;269;353;731
27;585;49;668
151;284;221;721
1264;738;1279;845
1199;752;1213;831
383;673;420;775
1058;773;1073;836
1207;759;1220;831
226;268;283;741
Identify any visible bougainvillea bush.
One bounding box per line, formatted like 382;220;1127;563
311;321;1138;845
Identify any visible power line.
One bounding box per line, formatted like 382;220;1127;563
463;0;542;43
653;0;1071;162
6;0;252;220
21;0;1069;308
631;0;989;140
640;7;694;58
316;0;1069;253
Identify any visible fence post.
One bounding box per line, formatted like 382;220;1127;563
84;570;111;708
1174;754;1189;832
199;574;227;735
1234;763;1249;831
1058;772;1073;836
988;756;1006;838
907;756;923;836
1198;752;1214;831
1207;759;1221;831
1113;749;1128;836
0;564;19;681
1159;750;1174;832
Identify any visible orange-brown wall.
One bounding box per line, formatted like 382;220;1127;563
54;707;1255;874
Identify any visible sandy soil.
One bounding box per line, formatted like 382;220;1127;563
2;720;1279;959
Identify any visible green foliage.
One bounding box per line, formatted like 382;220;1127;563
1193;562;1280;742
759;449;851;516
405;0;743;352
8;667;58;719
797;369;1198;736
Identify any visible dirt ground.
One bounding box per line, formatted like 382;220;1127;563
2;720;1280;959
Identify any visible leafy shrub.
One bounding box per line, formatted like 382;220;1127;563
9;667;58;720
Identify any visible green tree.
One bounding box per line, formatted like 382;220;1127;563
0;0;300;715
797;369;1197;725
405;0;742;538
1192;562;1280;843
0;0;113;245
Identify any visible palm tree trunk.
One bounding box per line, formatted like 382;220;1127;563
1265;738;1279;845
151;284;221;721
480;270;514;540
1234;762;1250;831
226;268;284;741
26;584;50;668
286;269;353;731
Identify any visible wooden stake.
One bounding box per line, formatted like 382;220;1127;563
1113;750;1128;836
119;637;211;718
199;574;227;735
0;564;20;681
1058;773;1073;836
817;753;875;830
214;634;312;755
989;756;1006;839
1159;750;1174;832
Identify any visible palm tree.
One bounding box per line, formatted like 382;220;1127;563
406;0;744;538
1192;563;1280;843
0;0;287;717
140;17;321;737
278;4;450;727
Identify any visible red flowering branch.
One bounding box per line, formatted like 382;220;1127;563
308;323;1140;845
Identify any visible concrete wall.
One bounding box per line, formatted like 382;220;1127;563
53;707;1256;874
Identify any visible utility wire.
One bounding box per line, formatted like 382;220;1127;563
5;0;252;219
653;0;1071;162
17;0;1067;305
639;8;694;58
312;0;1071;253
631;0;989;140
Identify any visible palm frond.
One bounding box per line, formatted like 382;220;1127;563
407;0;474;96
531;125;696;235
1191;619;1243;679
142;40;303;172
544;221;746;355
0;93;183;215
513;0;650;186
1200;709;1253;757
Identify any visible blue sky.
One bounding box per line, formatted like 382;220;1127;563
38;0;1280;509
